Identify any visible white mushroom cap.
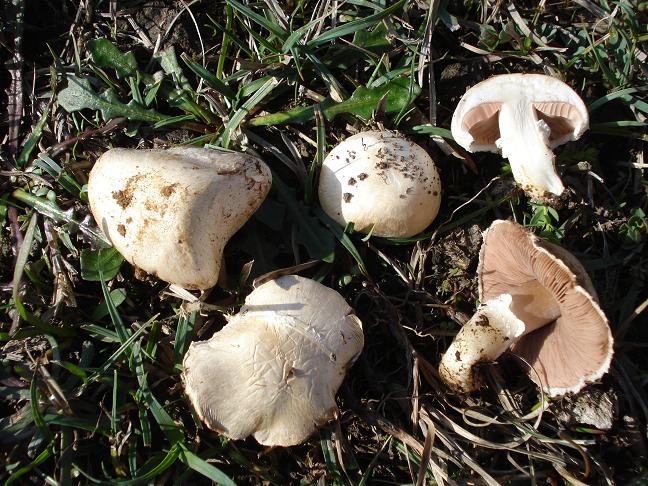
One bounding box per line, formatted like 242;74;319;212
182;275;364;446
88;147;271;290
318;131;442;237
451;74;589;197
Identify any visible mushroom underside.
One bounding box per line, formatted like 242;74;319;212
461;101;583;148
474;220;613;395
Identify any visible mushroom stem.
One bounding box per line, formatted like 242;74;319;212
439;294;525;392
496;101;564;196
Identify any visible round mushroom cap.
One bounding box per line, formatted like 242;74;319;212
88;147;271;290
478;220;613;396
451;73;589;153
182;275;364;446
318;131;442;238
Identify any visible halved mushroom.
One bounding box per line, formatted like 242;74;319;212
318;131;442;238
182;275;364;446
439;220;613;396
88;147;271;290
450;74;589;197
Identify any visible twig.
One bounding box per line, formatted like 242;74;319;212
47;117;128;157
5;0;25;158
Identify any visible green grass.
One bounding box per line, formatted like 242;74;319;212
1;0;647;484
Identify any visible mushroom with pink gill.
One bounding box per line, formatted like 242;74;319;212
439;220;613;397
451;73;589;198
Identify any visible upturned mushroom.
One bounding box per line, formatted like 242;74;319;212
88;147;271;290
450;73;589;197
182;275;364;446
439;220;613;396
318;131;442;238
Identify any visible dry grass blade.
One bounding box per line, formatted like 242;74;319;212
5;0;25;157
415;420;436;486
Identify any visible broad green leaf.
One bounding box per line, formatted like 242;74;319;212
88;38;137;78
249;77;421;126
80;248;124;281
58;74;169;123
157;46;192;92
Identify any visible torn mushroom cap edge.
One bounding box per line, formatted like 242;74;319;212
477;220;614;396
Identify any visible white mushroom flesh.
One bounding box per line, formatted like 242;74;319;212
496;99;564;196
439;294;525;392
182;275;364;446
88;147;271;290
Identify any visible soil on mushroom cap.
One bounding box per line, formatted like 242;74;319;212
112;174;144;209
160;183;179;197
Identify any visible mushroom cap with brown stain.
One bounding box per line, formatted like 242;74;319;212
318;131;442;238
478;220;613;396
451;73;589;153
88;147;271;290
182;275;364;446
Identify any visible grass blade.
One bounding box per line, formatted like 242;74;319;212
308;0;406;47
179;445;237;486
